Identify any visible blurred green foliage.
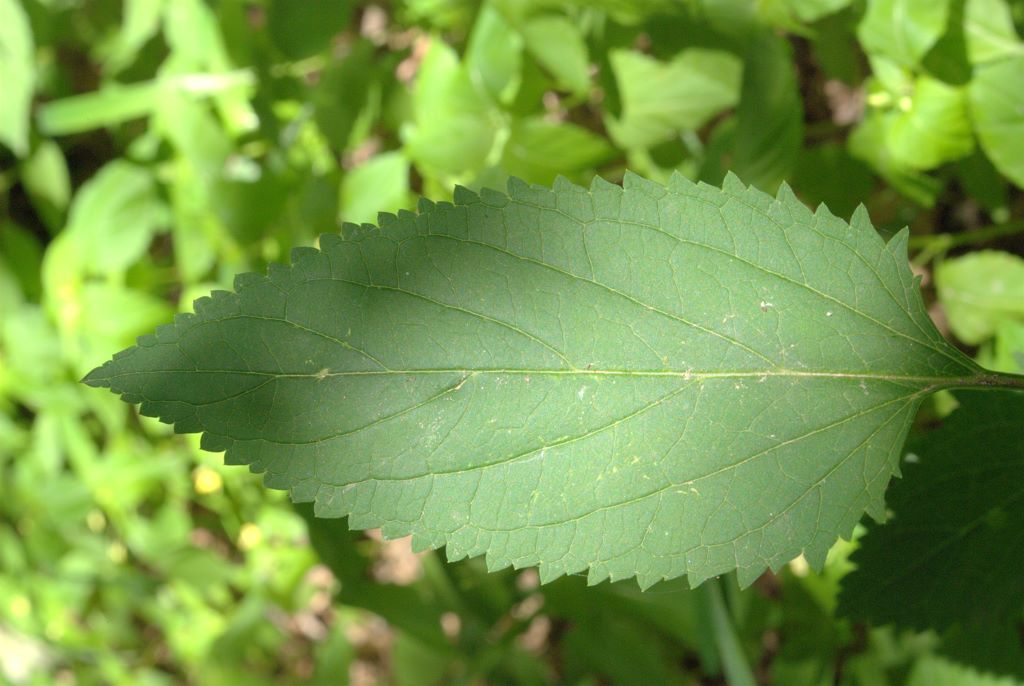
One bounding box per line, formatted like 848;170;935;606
1;0;1023;684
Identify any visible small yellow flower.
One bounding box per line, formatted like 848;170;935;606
193;466;223;495
107;542;128;564
237;522;262;550
10;595;31;619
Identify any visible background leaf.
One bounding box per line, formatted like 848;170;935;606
887;77;973;170
964;0;1024;64
839;391;1024;676
0;0;35;156
936;251;1024;345
521;15;591;97
606;49;743;150
402;40;501;182
729;31;804;191
857;0;953;68
969;57;1024;188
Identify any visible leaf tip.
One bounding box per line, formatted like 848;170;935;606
552;174;580;194
850;203;872;231
775;180;797;203
507;175;530;196
452;185;479;205
316;232;344;252
667;170;696;193
620;168;640;184
636;573;662;591
736;564;765;589
886;226;911;259
233;271;265;292
722;170;747;193
589;174;618;193
81;364;111;388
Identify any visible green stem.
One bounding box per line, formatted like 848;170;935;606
705;579;757;686
908;220;1024;252
959;370;1024;392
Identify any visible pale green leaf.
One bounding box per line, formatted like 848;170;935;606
908;656;1023;686
36;71;253;136
848;111;941;207
936;251;1024;345
37;81;161;136
59;161;169;275
163;0;256;135
465;4;523;104
964;0;1024;64
151;90;233;283
521;15;591;97
85;175;1020;589
0;0;35;157
20;141;71;227
402;40;501;181
101;0;166;74
500;118;615;185
606;49;742;150
993;320;1024;373
969;57;1024;188
79;284;176;369
340;152;411;225
867;55;914;97
780;0;852;22
857;0;952;68
887;77;973;170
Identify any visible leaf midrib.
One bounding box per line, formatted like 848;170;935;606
96;366;972;386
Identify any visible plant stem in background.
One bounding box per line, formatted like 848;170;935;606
910;219;1024;265
706;579;757;686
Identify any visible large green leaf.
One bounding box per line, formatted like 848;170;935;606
84;174;1022;588
839;391;1024;676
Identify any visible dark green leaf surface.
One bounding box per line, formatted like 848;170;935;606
839;391;1024;674
86;174;1004;588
